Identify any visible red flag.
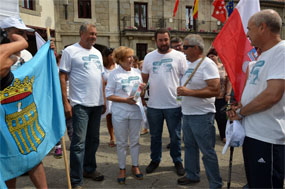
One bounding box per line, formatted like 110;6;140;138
212;0;227;23
213;0;260;102
173;0;179;17
193;0;199;20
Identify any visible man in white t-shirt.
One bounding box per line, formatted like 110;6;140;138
228;9;284;188
176;34;222;188
142;28;187;176
59;23;106;188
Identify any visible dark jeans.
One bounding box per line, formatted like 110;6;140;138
147;107;182;163
214;98;227;140
70;104;103;187
243;137;285;188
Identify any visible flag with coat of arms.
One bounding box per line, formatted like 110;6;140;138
0;41;66;187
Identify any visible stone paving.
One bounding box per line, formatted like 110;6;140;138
17;118;247;188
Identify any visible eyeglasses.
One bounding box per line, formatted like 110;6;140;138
183;45;195;50
172;44;183;49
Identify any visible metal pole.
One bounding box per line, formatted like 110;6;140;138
117;0;122;46
227;146;234;189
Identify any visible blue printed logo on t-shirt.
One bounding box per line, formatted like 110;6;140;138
121;76;140;92
82;54;102;70
248;60;265;85
152;58;173;74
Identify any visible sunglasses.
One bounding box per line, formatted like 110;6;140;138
183;45;195;50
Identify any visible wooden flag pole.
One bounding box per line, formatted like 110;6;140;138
46;27;51;41
61;134;71;189
46;27;71;189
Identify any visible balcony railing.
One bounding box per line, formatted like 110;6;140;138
121;16;224;34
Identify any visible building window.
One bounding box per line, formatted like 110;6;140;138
22;0;34;10
137;43;147;60
78;0;91;18
134;3;147;30
186;6;196;31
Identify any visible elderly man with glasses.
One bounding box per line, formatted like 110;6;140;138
176;34;222;188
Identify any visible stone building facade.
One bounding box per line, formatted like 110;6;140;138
15;0;285;59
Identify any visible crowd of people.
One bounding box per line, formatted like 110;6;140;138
0;8;284;189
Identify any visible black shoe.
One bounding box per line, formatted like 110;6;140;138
177;176;200;185
146;161;159;174
166;143;170;149
175;162;185;176
83;171;104;181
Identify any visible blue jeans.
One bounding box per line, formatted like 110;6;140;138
70;105;103;187
147;107;182;163
183;113;222;189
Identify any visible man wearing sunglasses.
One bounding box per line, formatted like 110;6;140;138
177;34;222;188
142;28;187;176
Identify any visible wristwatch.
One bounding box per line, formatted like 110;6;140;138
236;108;245;119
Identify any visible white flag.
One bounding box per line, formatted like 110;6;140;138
35;32;46;50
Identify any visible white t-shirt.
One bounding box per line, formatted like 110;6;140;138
241;40;285;145
105;66;142;119
103;64;118;82
142;49;187;109
181;57;220;115
11;49;33;71
102;64;118;116
59;43;104;107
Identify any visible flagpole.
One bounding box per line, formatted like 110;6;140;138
46;27;71;189
61;134;72;189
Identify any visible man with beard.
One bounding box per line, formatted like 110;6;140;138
142;28;187;176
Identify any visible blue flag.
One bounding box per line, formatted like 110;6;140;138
226;0;234;17
0;41;66;184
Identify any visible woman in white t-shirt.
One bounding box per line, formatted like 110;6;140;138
105;46;145;184
102;47;117;147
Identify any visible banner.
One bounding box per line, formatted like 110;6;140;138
173;0;179;17
0;41;66;183
213;0;260;102
212;0;227;23
193;0;199;20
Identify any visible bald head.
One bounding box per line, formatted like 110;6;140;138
250;9;282;34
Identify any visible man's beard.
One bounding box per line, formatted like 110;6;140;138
157;45;170;53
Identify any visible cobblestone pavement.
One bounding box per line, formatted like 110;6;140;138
17;118;247;188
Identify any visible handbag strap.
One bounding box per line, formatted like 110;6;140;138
183;56;205;87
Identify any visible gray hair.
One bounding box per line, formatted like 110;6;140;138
184;34;204;52
251;9;282;34
79;23;96;35
170;37;182;45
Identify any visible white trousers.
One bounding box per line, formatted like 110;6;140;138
112;115;142;169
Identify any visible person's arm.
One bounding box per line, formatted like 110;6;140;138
225;76;232;102
0;34;28;78
107;95;136;105
240;79;284;117
142;73;149;84
59;71;72;119
177;78;220;98
102;76;107;114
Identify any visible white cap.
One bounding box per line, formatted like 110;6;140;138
222;120;245;154
0;17;34;32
